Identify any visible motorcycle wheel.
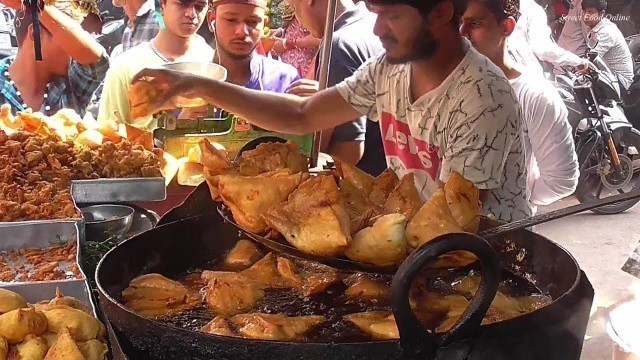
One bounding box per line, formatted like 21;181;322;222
574;126;640;214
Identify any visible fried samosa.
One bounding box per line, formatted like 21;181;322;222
76;339;109;360
10;334;48;360
128;81;161;119
333;158;375;195
122;274;200;319
344;275;391;301
33;288;92;315
237;141;308;176
222;240;263;271
338;179;381;235
345;214;408;267
369;168;400;206
275;257;341;297
202;272;265;316
444;172;481;233
217;171;307;234
0;289;27;315
44;307;103;342
0;308;48;344
201;316;235;337
240;253;290;288
263;176;351;257
0;337;7;360
44;328;84;360
230;314;325;341
383;173;424;221
344;312;399;340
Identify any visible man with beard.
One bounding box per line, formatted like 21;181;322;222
98;0;214;129
285;0;385;174
460;0;579;212
131;0;532;222
178;0;300;119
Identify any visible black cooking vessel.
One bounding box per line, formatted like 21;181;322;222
96;212;593;360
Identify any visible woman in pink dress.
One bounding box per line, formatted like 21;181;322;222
270;0;320;78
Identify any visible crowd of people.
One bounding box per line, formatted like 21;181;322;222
0;0;636;223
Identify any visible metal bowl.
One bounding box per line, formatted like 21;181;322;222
160;62;227;108
82;205;135;242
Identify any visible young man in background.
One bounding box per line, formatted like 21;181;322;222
460;0;579;213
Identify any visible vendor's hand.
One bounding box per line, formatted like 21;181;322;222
577;59;597;74
287;79;319;98
131;68;203;116
272;37;286;55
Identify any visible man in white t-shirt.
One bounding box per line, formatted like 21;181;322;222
460;0;579;212
131;0;533;222
98;0;215;129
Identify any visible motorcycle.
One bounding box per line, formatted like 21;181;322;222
555;38;640;214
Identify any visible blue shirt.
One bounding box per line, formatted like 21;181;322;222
0;53;109;117
246;54;300;92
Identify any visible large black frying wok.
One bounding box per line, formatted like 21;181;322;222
96;210;593;360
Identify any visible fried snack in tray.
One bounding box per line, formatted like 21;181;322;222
0;241;81;283
0;288;108;359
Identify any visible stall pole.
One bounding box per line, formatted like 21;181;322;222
310;0;338;168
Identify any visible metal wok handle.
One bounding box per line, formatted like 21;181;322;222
391;233;501;359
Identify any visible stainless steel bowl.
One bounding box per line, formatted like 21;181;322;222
82;205;135;242
160;62;227;108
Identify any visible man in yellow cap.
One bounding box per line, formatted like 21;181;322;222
98;0;214;128
177;0;299;118
0;0;108;116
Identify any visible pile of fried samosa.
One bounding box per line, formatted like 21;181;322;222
198;139;482;268
0;288;108;360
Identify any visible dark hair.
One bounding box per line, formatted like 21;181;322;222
366;0;463;24
581;0;607;12
475;0;520;21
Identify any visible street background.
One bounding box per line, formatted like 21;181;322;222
538;197;640;360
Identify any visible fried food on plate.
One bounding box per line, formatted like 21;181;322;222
44;328;84;360
128;81;161;119
345;213;408;267
10;334;48;360
0;289;27;315
333;158;374;195
344;312;399;340
338;179;381;235
216;171;307;234
237;141;308;176
33;288;92;315
369;168;399;206
263;176;351;257
444;172;482;233
122;274;200;319
0;308;48;344
383;173;424;221
230;313;325;341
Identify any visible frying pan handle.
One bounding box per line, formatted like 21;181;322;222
391;233;501;359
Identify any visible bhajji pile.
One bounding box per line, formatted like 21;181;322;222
121;240;552;342
0;241;81;283
0;105;165;222
0;288;108;359
197;139;481;268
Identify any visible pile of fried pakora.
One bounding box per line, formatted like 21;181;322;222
0;241;81;283
198;139;483;268
0;105;166;221
0;288;108;360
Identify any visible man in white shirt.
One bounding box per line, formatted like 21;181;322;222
98;0;214;129
507;0;591;74
461;0;579;211
582;0;634;91
132;0;533;222
558;0;589;56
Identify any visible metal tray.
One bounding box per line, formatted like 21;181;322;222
71;178;167;204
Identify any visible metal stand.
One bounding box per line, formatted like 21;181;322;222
309;0;338;168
